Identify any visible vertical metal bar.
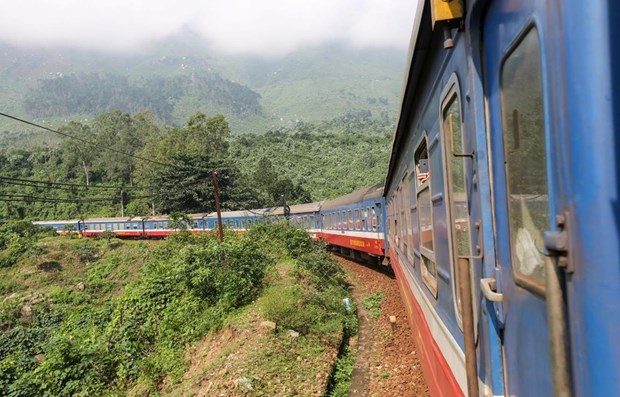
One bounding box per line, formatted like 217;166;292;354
545;256;573;397
120;189;124;217
211;171;224;242
459;257;480;397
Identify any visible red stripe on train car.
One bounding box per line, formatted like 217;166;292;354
318;231;384;256
390;249;464;397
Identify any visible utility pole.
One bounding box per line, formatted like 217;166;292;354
211;171;224;242
280;194;290;220
120;189;124;217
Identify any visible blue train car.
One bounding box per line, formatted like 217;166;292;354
33;220;80;234
385;0;620;396
318;184;386;257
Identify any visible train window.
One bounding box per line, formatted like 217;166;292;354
342;211;346;229
402;174;413;258
416;138;437;297
501;28;548;290
133;224;138;230
408;173;418;258
416;144;430;187
441;80;474;325
348;210;353;230
371;206;377;231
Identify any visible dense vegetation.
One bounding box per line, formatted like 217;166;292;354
0;221;355;396
0;110;391;221
23;72;262;124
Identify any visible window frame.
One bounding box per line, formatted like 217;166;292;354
499;25;549;297
415;134;438;298
439;73;475;329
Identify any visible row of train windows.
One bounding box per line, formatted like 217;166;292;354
388;28;548;300
291;215;314;229
224;219;259;229
84;223;139;230
323;207;379;232
387;86;471;300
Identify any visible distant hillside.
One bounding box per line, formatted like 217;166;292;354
23;71;262;124
0;36;406;144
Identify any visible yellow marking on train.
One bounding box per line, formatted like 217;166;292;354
349;239;367;248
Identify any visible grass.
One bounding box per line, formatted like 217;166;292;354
363;291;385;320
163;258;350;396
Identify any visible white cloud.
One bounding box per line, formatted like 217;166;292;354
0;0;418;55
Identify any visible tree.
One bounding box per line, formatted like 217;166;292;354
59;121;95;185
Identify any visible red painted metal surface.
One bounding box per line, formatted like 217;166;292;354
317;231;384;256
390;248;464;397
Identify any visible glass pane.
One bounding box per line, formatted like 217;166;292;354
418;187;433;252
443;96;472;258
501;28;548;284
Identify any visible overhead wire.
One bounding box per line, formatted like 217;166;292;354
0;175;155;190
0;111;207;172
0;112;221;206
0;192;161;204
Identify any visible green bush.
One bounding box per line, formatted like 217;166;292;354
245;220;313;260
70;240;100;263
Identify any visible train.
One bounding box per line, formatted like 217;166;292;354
32;0;620;396
32;185;386;257
381;0;619;396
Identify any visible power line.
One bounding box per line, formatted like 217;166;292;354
0;175;155;190
0;111;187;170
0;193;160;204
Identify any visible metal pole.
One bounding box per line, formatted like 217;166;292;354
120;189;124;217
211;171;224;242
459;257;479;397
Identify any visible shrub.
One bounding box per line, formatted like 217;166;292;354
71;240;100;263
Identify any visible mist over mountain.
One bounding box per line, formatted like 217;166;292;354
0;33;407;144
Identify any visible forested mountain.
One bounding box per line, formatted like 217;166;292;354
0;35;405;143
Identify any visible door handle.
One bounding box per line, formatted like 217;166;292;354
480;278;503;302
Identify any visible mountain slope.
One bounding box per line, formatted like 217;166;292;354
0;37;407;143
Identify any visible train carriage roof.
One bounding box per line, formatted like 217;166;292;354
385;0;429;190
321;183;384;211
219;209;266;218
268;201;323;216
33;220;79;225
82;217;134;223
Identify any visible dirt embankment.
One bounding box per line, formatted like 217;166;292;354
337;256;429;397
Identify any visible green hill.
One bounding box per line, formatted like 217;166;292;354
0;38;406;145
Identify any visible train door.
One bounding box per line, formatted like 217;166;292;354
483;1;567;396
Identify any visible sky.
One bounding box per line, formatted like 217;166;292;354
0;0;418;56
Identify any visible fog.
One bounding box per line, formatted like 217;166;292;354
0;0;417;56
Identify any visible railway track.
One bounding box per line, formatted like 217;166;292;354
336;255;429;397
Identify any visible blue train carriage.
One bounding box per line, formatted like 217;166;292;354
81;217;142;238
386;1;620;396
318;184;386;259
33;220;80;235
218;209;265;233
268;201;323;238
